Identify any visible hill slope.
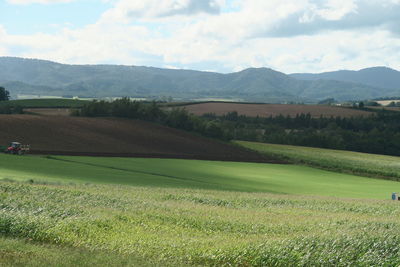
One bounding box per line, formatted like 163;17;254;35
2;154;399;198
182;102;371;118
0;57;390;102
0;114;269;162
291;67;400;91
237;141;400;180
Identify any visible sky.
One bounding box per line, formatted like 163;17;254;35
0;0;400;73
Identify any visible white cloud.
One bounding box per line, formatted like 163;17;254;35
263;0;400;37
2;0;400;73
312;0;357;21
101;0;222;23
0;26;9;56
0;22;151;64
7;0;75;4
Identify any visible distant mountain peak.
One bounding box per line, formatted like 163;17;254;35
358;66;399;73
0;56;398;102
291;66;400;90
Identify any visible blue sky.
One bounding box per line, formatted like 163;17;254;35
0;0;110;34
1;0;400;73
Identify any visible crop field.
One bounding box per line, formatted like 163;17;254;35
2;178;400;266
1;154;400;198
0;98;87;108
0;115;267;162
23;108;72;116
237;141;400;180
182;102;372;118
368;106;400;112
2;154;400;265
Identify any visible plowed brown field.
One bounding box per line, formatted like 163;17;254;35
0;115;273;162
182;103;372;118
24;108;71;116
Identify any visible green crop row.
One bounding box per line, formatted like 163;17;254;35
2;180;400;266
237;141;400;180
1;154;400;199
0;98;88;108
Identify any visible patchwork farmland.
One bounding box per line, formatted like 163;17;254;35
0;114;270;162
181;102;372;118
2;153;400;266
2;104;400;266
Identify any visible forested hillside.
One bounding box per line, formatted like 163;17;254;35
0;57;393;102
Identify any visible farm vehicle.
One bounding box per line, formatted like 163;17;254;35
3;142;30;155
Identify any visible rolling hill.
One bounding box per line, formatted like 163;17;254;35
0;114;270;162
0;57;395;102
181;102;371;118
291;67;400;92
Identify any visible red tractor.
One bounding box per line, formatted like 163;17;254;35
5;142;30;155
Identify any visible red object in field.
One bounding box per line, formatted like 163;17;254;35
5;142;30;155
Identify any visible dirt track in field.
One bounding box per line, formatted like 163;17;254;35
183;103;372;118
0;115;277;163
24;108;71;116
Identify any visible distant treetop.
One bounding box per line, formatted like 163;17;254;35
0;87;10;101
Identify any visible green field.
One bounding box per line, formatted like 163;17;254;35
2;179;400;266
2;154;400;266
1;154;400;199
0;98;88;108
237;141;400;180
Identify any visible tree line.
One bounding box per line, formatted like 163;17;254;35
67;98;400;157
0;86;24;114
73;98;232;140
204;110;400;156
0;87;9;101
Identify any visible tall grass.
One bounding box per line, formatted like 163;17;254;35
0;98;87;108
237;141;400;180
2;180;400;266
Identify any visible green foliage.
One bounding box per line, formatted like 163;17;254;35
365;101;380;106
209;110;400;156
0;104;23;114
0;237;166;266
2;180;400;266
0;98;88;108
0;87;10;101
317;98;336;105
1;57;394;103
387;101;400;107
76;98;231;140
237;141;400;180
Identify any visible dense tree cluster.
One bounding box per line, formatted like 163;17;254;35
73;98;232;140
0;87;23;114
205;110;400;156
0;87;10;101
75;98;400;157
0;105;23;114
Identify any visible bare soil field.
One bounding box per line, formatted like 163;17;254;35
182;102;372;118
368;106;400;112
0;115;273;162
24;108;72;116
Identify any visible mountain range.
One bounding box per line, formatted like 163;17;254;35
291;67;400;91
0;57;399;103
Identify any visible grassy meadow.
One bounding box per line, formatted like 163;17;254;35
0;98;87;108
237;141;400;180
2;180;400;266
1;154;400;199
2;153;400;266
